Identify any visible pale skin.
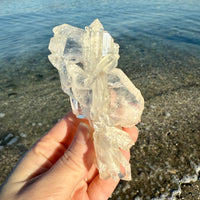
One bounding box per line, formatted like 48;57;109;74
0;112;138;200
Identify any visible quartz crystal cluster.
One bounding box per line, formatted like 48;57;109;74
48;19;144;181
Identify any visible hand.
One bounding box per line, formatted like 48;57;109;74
0;112;138;200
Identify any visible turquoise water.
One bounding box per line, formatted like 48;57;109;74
0;0;200;60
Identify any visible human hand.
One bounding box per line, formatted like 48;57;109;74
0;112;138;200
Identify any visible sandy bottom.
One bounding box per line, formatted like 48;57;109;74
0;42;200;199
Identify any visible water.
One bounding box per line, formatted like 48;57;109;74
0;0;200;199
0;0;200;60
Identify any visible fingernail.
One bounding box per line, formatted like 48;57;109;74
75;123;91;145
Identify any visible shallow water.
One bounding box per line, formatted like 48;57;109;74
0;0;200;60
0;0;200;199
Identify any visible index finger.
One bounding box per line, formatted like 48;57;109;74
47;111;89;147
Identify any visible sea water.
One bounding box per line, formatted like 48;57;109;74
0;0;200;60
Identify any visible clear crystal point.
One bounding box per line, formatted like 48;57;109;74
89;19;104;30
48;19;144;181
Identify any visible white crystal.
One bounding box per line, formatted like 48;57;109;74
48;19;144;181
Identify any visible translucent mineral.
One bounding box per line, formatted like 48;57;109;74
48;19;144;181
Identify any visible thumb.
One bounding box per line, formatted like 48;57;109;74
41;122;94;198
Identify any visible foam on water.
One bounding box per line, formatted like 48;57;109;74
152;162;200;200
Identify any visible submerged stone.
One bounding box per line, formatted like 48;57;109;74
48;19;144;181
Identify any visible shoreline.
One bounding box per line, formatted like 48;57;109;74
0;45;200;199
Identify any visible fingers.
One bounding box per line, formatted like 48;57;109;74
88;175;119;200
47;112;89;147
7;112;88;183
123;126;139;144
38;123;95;199
85;164;98;184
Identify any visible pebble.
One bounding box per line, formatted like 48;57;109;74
4;133;14;141
145;126;150;131
0;113;5;118
7;136;19;145
32;122;43;126
168;169;177;174
20;133;27;138
134;197;142;200
122;183;131;193
125;195;129;199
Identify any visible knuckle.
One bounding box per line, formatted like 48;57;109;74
60;148;84;172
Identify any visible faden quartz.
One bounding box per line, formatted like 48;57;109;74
48;19;144;181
